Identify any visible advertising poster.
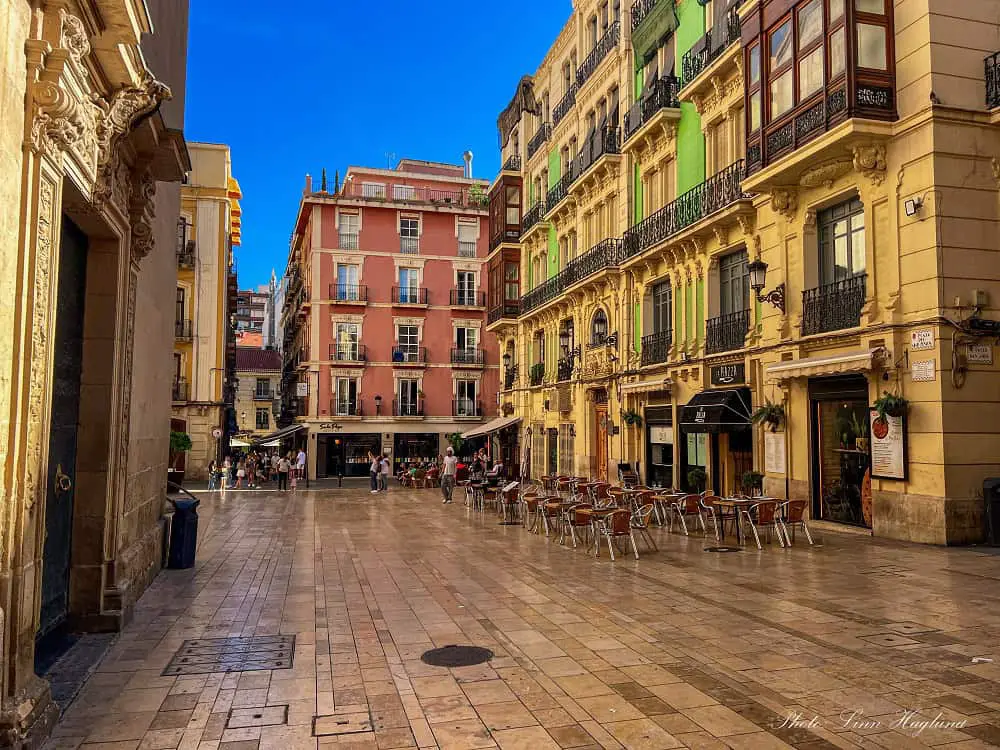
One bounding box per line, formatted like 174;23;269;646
870;409;906;480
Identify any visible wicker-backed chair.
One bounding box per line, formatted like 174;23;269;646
596;509;639;560
564;503;594;548
739;500;784;549
669;494;707;535
632;504;658;552
777;500;814;545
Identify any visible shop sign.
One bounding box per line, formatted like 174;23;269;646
648;425;673;444
910;329;934;351
967;343;994;365
870;409;906;480
319;423;344;431
211;427;222;439
694;407;707;424
296;382;309;397
911;359;936;382
764;431;785;475
710;363;746;386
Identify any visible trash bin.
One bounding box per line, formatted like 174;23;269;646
984;478;1000;546
168;498;200;569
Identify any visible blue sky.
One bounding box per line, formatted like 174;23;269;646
184;0;571;290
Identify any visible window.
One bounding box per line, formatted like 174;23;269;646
819;198;865;284
334;377;358;416
335;264;359;300
590;309;608;346
652;282;671;334
458;221;477;257
255;378;271;398
718;250;750;316
769;20;794;118
533;330;545;365
748;45;761;131
504;262;519;303
455;380;478;416
558;424;575;475
397;378;419;415
797;0;824;100
338;212;359;249
857;24;886;70
255;408;269;430
397;324;419;361
505;185;521;226
457;271;475;305
456;326;478;355
400;217;419;254
175;287;185;324
361;182;385;198
392;184;415;201
335;322;359;361
398;268;418;303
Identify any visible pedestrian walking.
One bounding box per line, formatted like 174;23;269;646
441;447;458;504
235;460;246;489
207;460;218;491
271;452;280;482
368;452;380;494
379;454;390;492
277;455;290;491
296;447;307;483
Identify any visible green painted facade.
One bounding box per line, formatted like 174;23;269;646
548;149;561;188
674;0;706;195
695;279;704;347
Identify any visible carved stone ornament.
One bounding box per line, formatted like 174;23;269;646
851;143;887;186
800;158;853;189
128;168;157;265
770;188;798;220
991;157;1000;187
31;78;87;155
712;224;728;248
59;9;91;63
737;214;755;237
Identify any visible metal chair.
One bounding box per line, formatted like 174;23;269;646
596;509;639;560
739;500;785;550
631;504;658;552
777;499;814;545
564;503;594;548
669;494;707;535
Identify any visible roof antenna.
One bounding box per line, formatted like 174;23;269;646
386;151;397;169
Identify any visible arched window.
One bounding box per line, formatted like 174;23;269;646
591;308;608;346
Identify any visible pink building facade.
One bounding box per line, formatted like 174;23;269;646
282;159;499;479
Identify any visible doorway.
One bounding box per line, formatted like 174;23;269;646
593;390;608;481
547;428;558;475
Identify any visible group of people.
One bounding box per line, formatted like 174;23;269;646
207;448;306;492
367;452;391;493
363;447;506;502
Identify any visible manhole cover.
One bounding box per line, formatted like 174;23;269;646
420;645;494;667
704;546;741;553
162;635;295;676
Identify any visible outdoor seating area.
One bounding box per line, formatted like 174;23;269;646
455;474;816;560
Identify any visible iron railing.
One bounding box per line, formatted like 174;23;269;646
521;201;546;235
329;398;363;417
503;155;522;171
452;400;483;417
391;346;427;364
577;21;620;88
630;0;659;31
622;160;747;260
338;182;488;208
392;286;428;305
641;331;672;366
177;241;195;269
458;240;477;258
987;52;1000;108
553;84;578;127
171;378;189;402
529;366;545;386
329;284;367;302
488;303;520;324
338;232;359;250
451;348;486;366
520;238;623;314
400;236;419;254
503;367;518;390
527;123;552;158
450;289;486;307
174;319;193;340
624;76;680;140
557;357;575;382
329;343;367;363
801;274;867;336
545;173;572;213
705;309;749;354
576;125;621;178
393;398;424;417
681;10;741;86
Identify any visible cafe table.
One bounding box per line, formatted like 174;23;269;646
652;492;685;527
575;505;620;557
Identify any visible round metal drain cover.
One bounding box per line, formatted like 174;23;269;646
704;546;742;553
420;645;494;667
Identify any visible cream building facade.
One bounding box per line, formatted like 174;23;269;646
489;0;1000;545
234;347;282;438
0;0;189;744
173;143;242;480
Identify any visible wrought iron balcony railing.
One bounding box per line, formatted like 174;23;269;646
451;348;486;366
987;52;1000;108
338;232;359;250
545;173;572;213
577;21;620;88
254;388;275;401
171;378;189;402
458;240;477;258
622;160;747;260
487;303;520;324
529;366;545;386
681;10;741;86
400;236;419;254
503;367;518;390
641;331;672;366
391;346;427;365
527;123;552;158
520;238;623;315
624;76;680;141
630;0;658;31
576;126;621;178
330;398;363;417
553;84;578;127
557;357;575;382
450;289;486;307
174;319;193;340
393;398;424;417
521;200;546;235
452;400;483;417
391;286;428;305
329;284;368;302
329;343;367;363
705;309;749;354
801;274;867;336
502;155;522;171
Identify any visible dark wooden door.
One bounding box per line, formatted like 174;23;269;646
547;428;558;475
38;216;89;641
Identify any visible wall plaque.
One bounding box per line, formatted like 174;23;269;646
764;431;785;475
910;329;934;351
710;363;746;386
911;359;936;382
967;344;994;365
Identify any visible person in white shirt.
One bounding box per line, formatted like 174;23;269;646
296;448;306;480
379;455;390;492
441;448;459;504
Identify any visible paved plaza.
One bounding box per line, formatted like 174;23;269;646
44;487;1000;750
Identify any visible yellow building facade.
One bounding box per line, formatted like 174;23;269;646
173;143;242;480
489;0;1000;544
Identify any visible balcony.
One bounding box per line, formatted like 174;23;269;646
174;319;193;341
177;241;195;270
987;53;1000;108
391;346;427;365
705;309;749;354
520;238;623;315
502;155;522;171
452;400;483;418
329;344;367;363
529;365;545;387
171;378;189;402
681;10;740;88
527;123;552;159
393;399;424;417
641;331;671;366
552;85;577;128
545;174;572;215
329;398;363;417
571;126;621;193
557;357;574;382
449;289;486;308
487;303;520;325
631;0;679;67
577;21;620;89
391;286;428;306
520;200;546;237
503;367;518;390
801;275;867;337
253;388;275;401
329;284;368;303
624;76;680;144
451;348;486;367
400;237;419;255
337;182;488;210
458;240;477;258
338;232;359;251
622;160;748;261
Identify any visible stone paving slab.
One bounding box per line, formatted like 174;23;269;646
41;487;1000;750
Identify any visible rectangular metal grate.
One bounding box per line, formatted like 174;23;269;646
162;635;295;676
312;712;374;737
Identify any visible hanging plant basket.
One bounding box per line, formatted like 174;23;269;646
620;409;643;427
873;392;908;422
751;401;785;432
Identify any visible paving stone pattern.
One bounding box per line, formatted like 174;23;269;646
42;487;1000;750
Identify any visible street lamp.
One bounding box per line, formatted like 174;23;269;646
374;394;382;415
748;259;786;313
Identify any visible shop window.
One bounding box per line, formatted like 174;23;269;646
815;400;871;527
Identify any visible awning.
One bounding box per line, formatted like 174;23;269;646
680;388;752;434
765;348;887;381
461;415;521;440
621;377;672;394
250;423;306;446
230;438;251;448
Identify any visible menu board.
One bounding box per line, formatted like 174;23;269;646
870;410;906;480
764;431;785;475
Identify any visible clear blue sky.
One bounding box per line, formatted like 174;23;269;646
184;0;571;290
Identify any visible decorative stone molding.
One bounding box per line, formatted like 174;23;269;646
770;188;798;220
128;167;156;265
804;209;816;228
991;157;1000;187
712;225;728;248
851;143;887;186
800;158;853;189
59;9;91;63
737;214;755;237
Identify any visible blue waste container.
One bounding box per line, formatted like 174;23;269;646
168;498;200;569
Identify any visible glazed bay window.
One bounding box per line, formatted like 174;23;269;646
769;19;794;118
706;250;750;354
802;198;867;335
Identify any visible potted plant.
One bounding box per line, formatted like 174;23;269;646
417;389;426;400
168;430;192;487
620;409;643;427
751;401;784;432
530;362;545;385
742;470;764;496
873;392;908;423
851;410;869;453
446;432;464;455
687;466;707;493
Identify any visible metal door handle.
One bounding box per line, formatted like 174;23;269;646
54;464;73;494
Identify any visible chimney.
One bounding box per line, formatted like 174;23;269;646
304;173;312;195
463;151;473;179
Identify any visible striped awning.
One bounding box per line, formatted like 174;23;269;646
765;348;888;381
